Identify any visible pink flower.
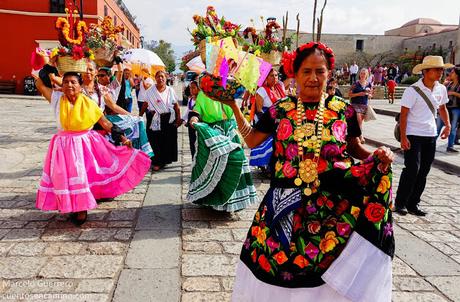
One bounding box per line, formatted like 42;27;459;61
305;242;319;260
331;120;347;142
282;161;297;178
266;237;280;250
336;222;351;237
285;144;298;160
259;39;266;46
277;119;293;141
333;161;348;170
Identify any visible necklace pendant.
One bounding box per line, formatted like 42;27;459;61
294;178;302;186
303;187;313;196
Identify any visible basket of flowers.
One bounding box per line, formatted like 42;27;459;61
243;18;292;65
86;16;124;67
189;6;242;63
52;9;94;74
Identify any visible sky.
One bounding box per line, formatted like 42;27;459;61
123;0;460;56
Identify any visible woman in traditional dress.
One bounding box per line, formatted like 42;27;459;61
33;71;151;225
94;64;154;158
186;90;258;212
207;42;394;301
139;70;182;171
249;69;286;173
348;68;373;143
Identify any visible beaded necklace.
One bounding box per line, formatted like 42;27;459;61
293;93;326;196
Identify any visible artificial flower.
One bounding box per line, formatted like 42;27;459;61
364;202;386;223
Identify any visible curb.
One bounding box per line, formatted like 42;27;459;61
0;94;43;100
373;108;398;118
364;137;460;176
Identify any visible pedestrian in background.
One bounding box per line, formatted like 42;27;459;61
387;78;397;104
349;68;373;143
437;65;460;152
394;56;453;216
349;61;359;85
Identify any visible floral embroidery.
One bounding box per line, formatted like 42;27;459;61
239;96;394;286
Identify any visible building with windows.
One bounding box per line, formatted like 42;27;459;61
0;0;140;93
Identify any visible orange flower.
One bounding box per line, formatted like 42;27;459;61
293;255;309;268
319;231;339;254
351;206;360;219
251;226;267;245
258;254;272;272
323;110;338;124
273;251;288;265
377;175;391;194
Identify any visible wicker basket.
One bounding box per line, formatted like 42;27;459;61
94;48;114;68
260;50;282;65
199;40;207;64
57;56;88;74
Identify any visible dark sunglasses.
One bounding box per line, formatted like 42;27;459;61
97;74;108;78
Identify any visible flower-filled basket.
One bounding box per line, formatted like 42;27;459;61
198;72;245;102
86;17;124;67
51;7;94;74
259;50;283;65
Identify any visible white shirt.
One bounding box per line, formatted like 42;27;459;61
350;64;359;74
401;79;448;137
137;78;154;103
256;87;273;108
51;91;64;130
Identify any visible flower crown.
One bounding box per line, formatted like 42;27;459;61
282;41;335;78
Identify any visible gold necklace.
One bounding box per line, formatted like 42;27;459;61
293;93;326;196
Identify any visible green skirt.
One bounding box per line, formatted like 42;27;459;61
106;115;154;158
187;120;258;212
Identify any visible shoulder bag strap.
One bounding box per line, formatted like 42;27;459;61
412;86;436;118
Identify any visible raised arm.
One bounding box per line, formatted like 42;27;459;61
32;76;53;103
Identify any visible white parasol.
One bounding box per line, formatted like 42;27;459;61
122;48;166;76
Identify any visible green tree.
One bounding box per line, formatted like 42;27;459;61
145;40;176;73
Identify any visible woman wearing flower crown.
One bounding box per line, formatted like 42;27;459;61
209;42;395;301
32;71;151;225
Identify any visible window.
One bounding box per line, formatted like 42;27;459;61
449;41;453;48
114;16;117;26
432;43;436;49
418;45;422;51
104;5;108;17
50;0;65;13
356;40;364;52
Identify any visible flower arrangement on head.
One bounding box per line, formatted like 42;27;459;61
281;41;335;78
180;50;201;71
51;8;93;61
242;17;293;65
189;6;242;46
86;16;125;52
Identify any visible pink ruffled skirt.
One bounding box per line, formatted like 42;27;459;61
36;130;151;213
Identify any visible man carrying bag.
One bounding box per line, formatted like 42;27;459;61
394;56;452;216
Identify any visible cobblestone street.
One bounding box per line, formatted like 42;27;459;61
0;96;459;302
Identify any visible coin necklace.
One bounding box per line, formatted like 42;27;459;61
293;93;326;196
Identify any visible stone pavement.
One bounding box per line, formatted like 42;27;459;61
0;95;459;302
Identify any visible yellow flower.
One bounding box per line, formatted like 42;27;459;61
50;48;59;58
377;175;391;194
319;231;339;254
251;226;267;245
279;102;295;111
328;100;346;112
254;49;261;57
275;161;283;172
322;128;332;141
351;206;360;219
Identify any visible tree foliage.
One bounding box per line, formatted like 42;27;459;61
145;40;176;73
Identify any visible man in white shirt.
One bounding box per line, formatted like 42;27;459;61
349;61;359;85
394;56;453;216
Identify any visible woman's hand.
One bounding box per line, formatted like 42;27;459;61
121;136;132;148
174;118;182;128
189;116;199;129
373;146;394;170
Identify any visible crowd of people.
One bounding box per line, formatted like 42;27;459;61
31;37;460;301
335;61;404;86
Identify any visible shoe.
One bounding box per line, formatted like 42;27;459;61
446;147;459;153
407;208;426;216
454;141;460;145
70;211;87;226
393;207;407;215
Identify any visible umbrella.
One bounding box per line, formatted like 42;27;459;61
123;49;166;76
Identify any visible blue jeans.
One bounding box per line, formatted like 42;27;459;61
436;108;460;148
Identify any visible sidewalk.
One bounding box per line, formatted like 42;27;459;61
365;99;460;175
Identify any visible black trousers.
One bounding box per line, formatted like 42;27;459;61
350;73;357;85
188;126;197;158
395;135;436;210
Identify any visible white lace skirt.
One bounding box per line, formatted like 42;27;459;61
232;232;392;302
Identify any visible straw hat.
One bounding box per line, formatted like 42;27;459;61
412;56;454;74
